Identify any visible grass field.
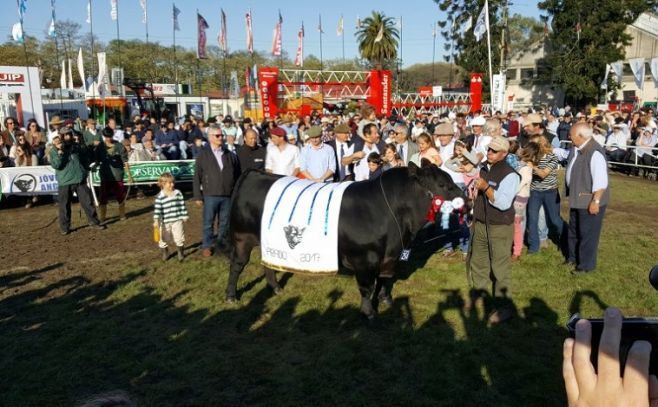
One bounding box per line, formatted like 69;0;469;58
1;173;657;406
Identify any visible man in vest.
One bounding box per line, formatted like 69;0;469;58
565;122;609;274
466;136;520;324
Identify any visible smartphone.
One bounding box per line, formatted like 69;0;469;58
567;314;658;376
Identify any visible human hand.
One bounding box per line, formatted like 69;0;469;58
563;307;658;407
588;201;600;215
476;178;489;192
195;200;203;207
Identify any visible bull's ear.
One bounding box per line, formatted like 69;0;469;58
408;161;419;177
420;158;433;169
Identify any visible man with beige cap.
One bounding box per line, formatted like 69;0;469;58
466;136;520;324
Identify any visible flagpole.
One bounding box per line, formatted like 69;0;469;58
17;1;36;125
173;4;178;113
396;16;402;97
319;14;323;71
484;0;494;111
196;9;202;104
89;0;97;116
54;35;64;111
432;23;436;84
341;14;345;63
145;1;149;45
115;0;121;70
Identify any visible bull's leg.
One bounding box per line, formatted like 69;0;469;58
264;267;282;294
376;277;394;308
226;237;253;303
356;273;377;319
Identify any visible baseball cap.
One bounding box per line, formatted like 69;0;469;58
488;136;510;152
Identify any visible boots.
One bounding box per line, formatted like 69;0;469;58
176;246;184;262
160;248;168;261
118;202;127;220
98;205;107;223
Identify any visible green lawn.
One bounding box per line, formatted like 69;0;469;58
1;174;657;406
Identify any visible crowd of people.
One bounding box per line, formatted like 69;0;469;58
0;104;656;284
1;102;658;404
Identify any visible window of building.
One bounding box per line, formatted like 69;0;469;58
506;69;518;81
520;68;534;80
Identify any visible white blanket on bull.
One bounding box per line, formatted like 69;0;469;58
261;177;353;274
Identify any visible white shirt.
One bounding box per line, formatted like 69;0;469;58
606;130;628;151
566;138;608;192
438;141;463;184
266;143;300;176
472;134;492;163
335;140;353;177
112;129;125;143
353;143;380;181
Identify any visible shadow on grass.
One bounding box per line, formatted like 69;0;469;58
0;262;568;407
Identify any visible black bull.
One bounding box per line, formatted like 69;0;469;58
226;161;465;318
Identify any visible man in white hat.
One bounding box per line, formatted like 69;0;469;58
467;116;491;163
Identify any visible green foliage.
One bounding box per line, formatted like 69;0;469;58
506;14;544;60
398;62;464;91
437;0;507;88
355;11;399;69
538;0;658;105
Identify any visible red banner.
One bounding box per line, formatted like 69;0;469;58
469;73;483;113
258;67;279;119
366;70;392;117
418;87;432;97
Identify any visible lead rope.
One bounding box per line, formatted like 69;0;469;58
379;173;407;253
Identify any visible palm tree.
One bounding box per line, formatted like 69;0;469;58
355;11;399;70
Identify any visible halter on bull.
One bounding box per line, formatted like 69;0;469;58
226;160;465;319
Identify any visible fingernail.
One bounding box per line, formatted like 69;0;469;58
576;319;588;331
634;340;652;354
606;308;621;319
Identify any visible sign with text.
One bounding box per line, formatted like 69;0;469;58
258;67;279;119
91;160;195;186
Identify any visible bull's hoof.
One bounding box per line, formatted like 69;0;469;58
225;295;237;304
378;295;393;308
272;285;283;295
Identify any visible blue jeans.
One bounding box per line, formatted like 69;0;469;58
202;195;231;250
527;189;563;253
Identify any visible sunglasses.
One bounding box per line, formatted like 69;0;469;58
487;148;500;153
212;133;223;138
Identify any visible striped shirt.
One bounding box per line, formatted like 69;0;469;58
153;190;189;224
531;153;559;191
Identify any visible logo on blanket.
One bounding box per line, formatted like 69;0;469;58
12;174;36;193
283;225;306;249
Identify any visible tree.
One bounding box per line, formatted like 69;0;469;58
506;14;544;60
538;0;658;105
355;11;399;69
437;0;506;89
398;62;464;91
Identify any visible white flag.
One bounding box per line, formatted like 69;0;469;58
610;61;624;84
12;22;23;43
86;0;91;24
77;48;86;90
60;60;66;89
336;15;343;36
139;0;147;24
473;0;488;42
374;25;384;43
600;64;610;90
97;52;107;98
67;58;74;89
628;58;645;89
110;0;118;21
650;57;658;88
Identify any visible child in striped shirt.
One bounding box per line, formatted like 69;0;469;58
153;172;189;261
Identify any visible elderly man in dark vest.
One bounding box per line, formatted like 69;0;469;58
466;136;520;324
565;122;609;274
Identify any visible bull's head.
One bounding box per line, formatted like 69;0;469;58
283;225;306;249
409;160;470;225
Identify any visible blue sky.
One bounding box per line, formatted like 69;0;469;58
2;0;541;67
